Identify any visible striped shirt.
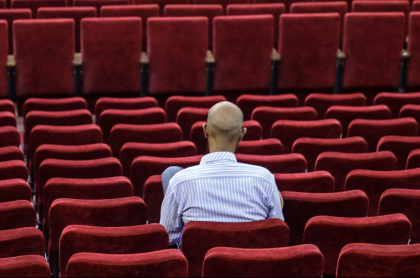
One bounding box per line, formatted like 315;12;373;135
160;151;284;245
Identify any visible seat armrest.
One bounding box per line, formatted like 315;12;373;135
205;50;214;96
206;50;215;64
140;52;149;96
73;53;82;66
140;52;149;65
272;48;281;62
399;50;411;93
7;55;15;68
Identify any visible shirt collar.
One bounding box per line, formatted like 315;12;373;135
200;152;237;165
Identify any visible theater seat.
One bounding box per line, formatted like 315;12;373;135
0;22;8;98
400;105;420;128
377;136;420;170
143;175;164;223
177;107;208;140
0;9;31;55
74;0;129;13
134;0;188;15
236;138;283;155
11;0;66;18
0;112;16;128
407;13;420;91
0;126;20;148
0;146;24;162
0;200;36;231
22;97;87;119
193;0;248;13
0;160;28;181
407;149;420;169
0;228;44;259
235;153;307;173
0;255;50;277
274;171;335;193
374;92;420;118
0;99;15;114
0;179;31;202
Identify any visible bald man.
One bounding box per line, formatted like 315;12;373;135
160;101;284;245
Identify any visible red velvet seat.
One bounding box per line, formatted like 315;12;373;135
13;19;74;100
0;160;28;181
0;126;19;148
67;250;188;278
379;188;420;244
345;168;420;216
347;118;419;152
0;179;31;202
165;95;226;123
0;227;44;259
270;119;343;153
407;13;420;90
74;0;128;13
400;105;420;128
377;136;420;170
182;219;290;277
177;107;208;140
38;7;96;52
164;5;223;50
325;105;392;136
236;94;299;121
0;112;16;128
109;123;182;158
143;175;163;223
305;93;367;120
337;243;420;277
292;137;367;172
414;1;420;11
0;9;31;54
235;153;307;173
0;23;8;98
147;17;207;96
0;146;23;162
252;106;318;139
22;97;87;119
283;190;369;245
120;141;197;177
131;155;202;197
407;149;420;169
193;0;249;13
0;255;50;278
80;18;142;100
99;108;166;143
134;0;188;15
374;92;420;118
274;171;335;193
101;5;159;50
11;0;65;18
278;14;340;94
316;151;397;192
203;245;324;277
60;224;168;277
303;214;412;277
236;138;283;155
0;200;36;230
0;99;15;114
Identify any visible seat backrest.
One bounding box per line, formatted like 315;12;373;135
11;0;66;18
377;136;420;170
74;0;129;13
0;227;44;259
13;19;74;97
0;99;15;114
0;9;31;55
203;245;324;277
81;17;142;96
407;149;420;169
0;255;50;277
0;112;16;128
133;0;188;15
0;126;20;148
408;12;420;88
342;12;405;89
374;92;420;118
275;171;334;193
400;104;420;127
143;175;164;223
0;22;8;98
303;214;412;276
0;160;28;181
182;219;290;277
177;107;208;140
0;200;36;230
0;179;31;202
193;0;249;13
22;97;87;118
235;153;307;173
236;138;283;155
0;146;24;163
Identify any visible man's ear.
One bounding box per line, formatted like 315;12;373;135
203;123;209;139
239;127;247;141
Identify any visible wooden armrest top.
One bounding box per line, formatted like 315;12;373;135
206;50;215;64
73;53;82;66
272;48;280;62
337;49;346;59
7;55;15;67
140;52;149;64
402;49;410;58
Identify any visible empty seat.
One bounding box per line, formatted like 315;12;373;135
147;17;207;96
0;99;15;114
67;250;188;278
0;126;20;148
0;179;31;202
347;118;419;152
252;106;318;139
0;227;44;259
0;160;28;181
271;119;343;153
182;219;289;277
177;107;208;140
11;0;65;18
22;97;87;119
408;12;420;90
0;146;24;162
303;214;412;277
38;7;96;52
274;171;335;193
414;1;420;11
292;137;368;172
203;245;324;277
337;243;420;277
0;112;16;128
74;0;129;13
0;9;31;55
400;105;420;127
143;175;163;223
120;141;197;177
0;23;7;98
374;92;420;118
0;255;50;278
407;149;420;169
134;0;188;15
236;138;283;155
60;224;168;277
305;93;367;120
283;190;368;245
377;136;420;170
0;200;36;230
235;153;307;173
193;0;249;13
109;123;182;158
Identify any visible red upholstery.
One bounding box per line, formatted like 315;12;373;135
377;136;420;170
133;0;188;15
213;15;273;94
0;227;44;258
81;17;142;97
22;97;87;118
99;108;166;143
374;92;420;118
143;175;164;223
236;153;307;173
0;9;31;55
131;155;202;197
407;149;420;169
236;138;283;155
283;190;368;246
347;118;419;152
379;189;420;244
270;119;343;154
74;0;128;13
0;112;16;129
227;4;285;49
325;105;392;136
242;120;263;140
101;5;158;51
400;104;420;128
345;168;420;216
13;19;74;97
342;13;405;90
0;200;36;230
414;1;420;11
11;0;66;18
60;224;168;277
0;99;15;114
275;171;334;193
164;4;223;50
0;146;23;162
0;126;19;148
0;179;31;202
408;13;420;88
177;107;208;140
182;219;290;277
278;14;340;90
147;17;207;95
305;93;367;119
252;106;318;139
203;245;324;277
49;196;147;251
0;23;7;98
109;123;182;158
165;95;226;123
120;141;197;177
236;94;299;121
337;243;420;277
67;250;188;278
303;214;412;276
292;137;367;172
193;0;249;13
44;176;133;227
0;255;50;278
0;160;28;181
